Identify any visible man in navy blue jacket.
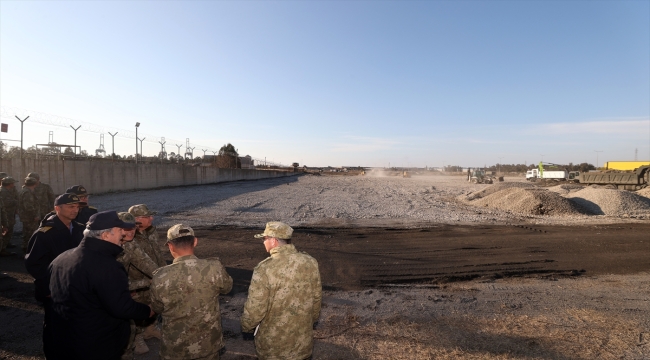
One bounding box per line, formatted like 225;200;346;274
25;193;85;359
48;211;154;360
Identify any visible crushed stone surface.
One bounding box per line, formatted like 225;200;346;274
547;183;584;196
472;187;592;216
90;175;649;228
566;187;650;217
458;181;536;201
636;187;650;198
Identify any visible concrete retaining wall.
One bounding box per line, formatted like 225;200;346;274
0;159;295;195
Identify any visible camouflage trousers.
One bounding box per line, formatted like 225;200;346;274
21;220;38;253
1;220;15;251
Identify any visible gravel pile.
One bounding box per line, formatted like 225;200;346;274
547;183;584;196
566;188;650;216
460;182;537;201
472;187;592;216
636;187;650;199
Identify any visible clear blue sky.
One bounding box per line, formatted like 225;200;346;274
1;0;649;167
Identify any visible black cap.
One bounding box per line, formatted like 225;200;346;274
54;193;86;206
87;211;136;230
66;185;89;196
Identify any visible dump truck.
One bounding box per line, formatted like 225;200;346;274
603;161;650;171
579;165;649;190
526;162;568;182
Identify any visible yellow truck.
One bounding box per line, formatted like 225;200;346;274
604;161;650;171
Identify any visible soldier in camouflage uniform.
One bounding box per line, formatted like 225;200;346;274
129;204;166;267
241;221;322;360
18;177;40;253
116;212;162;357
128;204;166;351
27;173;55;219
0;177;19;256
65;185;98;225
150;224;233;360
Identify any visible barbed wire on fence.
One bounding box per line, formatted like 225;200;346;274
0;106;288;167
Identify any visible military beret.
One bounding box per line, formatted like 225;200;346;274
254;221;293;240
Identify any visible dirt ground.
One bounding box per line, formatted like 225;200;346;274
3;223;650;359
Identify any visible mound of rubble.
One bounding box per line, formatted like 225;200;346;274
635;187;650;199
547;183;584;196
472;187;592;216
460;182;537;201
566;187;650;216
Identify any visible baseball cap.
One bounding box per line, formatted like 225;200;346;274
87;211;136;230
25;177;38;186
1;176;16;185
27;172;40;180
167;224;195;242
54;193;85;206
129;204;158;217
66;185;89;196
117;212;138;225
254;221;293;240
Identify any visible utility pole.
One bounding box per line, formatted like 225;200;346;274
594;150;603;169
187;147;195;160
212;150;218;164
158;137;167;163
135;122;140;164
15;116;29;160
108;132;118;159
70;125;81;156
175;144;183;161
138;137;146;161
202;149;207;159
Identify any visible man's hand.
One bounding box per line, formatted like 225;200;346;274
242;332;254;341
1;227;7;236
149;306;156;318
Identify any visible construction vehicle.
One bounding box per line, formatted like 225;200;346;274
568;171;580;183
526;162;568;182
468;168;494;184
579;165;649;190
603;161;650;171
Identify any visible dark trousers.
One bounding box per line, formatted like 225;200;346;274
43;298;67;360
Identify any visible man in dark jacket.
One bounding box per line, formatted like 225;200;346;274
24;193;85;359
65;185;98;225
49;211;153;360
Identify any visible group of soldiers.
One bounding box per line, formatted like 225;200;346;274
0;172;99;256
5;170;322;360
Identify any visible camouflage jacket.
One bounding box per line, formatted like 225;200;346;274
0;196;6;228
117;239;160;290
134;226;166;268
150;254;233;360
241;244;322;360
34;182;55;218
0;186;18;220
18;188;40;222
